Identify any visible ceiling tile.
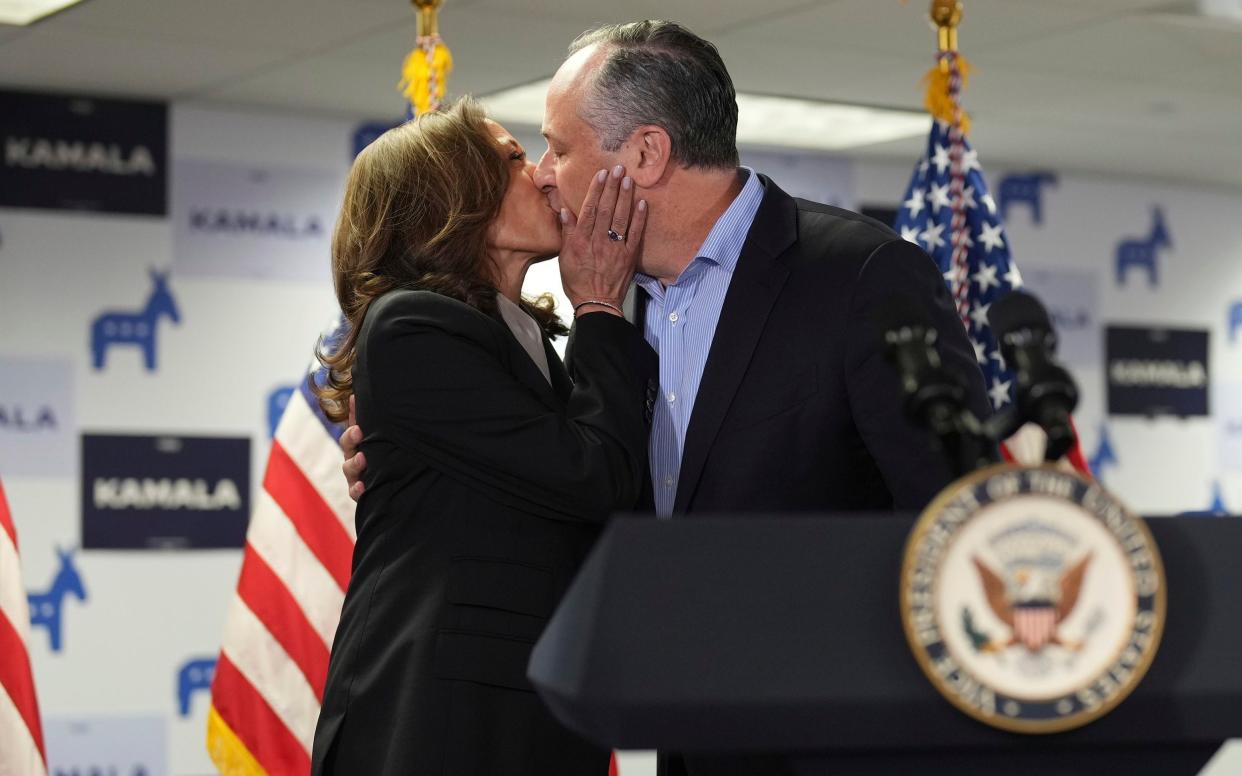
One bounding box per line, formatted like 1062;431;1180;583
1160;57;1242;96
736;0;1179;63
1140;12;1242;62
199;58;412;118
0;23;283;98
980;15;1220;81
467;0;827;35
712;32;926;109
51;0;416;53
205;5;595;117
0;24;26;44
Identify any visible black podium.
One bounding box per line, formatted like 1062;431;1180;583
528;515;1242;775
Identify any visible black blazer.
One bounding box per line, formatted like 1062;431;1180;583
642;175;991;518
653;179;991;776
311;290;657;776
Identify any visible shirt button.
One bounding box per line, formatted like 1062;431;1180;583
667;391;676;403
669;311;679;323
664;476;674;488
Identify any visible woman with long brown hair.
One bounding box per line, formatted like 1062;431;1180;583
309;98;654;775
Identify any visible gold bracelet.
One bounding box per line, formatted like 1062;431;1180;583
573;300;625;317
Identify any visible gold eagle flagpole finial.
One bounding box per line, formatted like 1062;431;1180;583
924;0;970;134
930;0;962;62
400;0;454;117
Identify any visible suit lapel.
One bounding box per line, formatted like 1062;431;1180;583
628;285;658;514
630;283;649;328
673;178;798;514
490;313;564;411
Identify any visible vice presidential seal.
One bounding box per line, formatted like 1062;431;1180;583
900;464;1165;733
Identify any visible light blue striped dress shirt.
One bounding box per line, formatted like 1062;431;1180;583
636;168;765;517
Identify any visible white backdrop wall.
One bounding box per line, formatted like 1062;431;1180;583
2;102;356;775
2;98;1241;776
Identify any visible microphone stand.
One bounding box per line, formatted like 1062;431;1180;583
884;325;996;479
884;291;1085;479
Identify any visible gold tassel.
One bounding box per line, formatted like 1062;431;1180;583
399;36;453;116
399;1;453;116
922;55;972;135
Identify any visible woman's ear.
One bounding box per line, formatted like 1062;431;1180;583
628;125;672;188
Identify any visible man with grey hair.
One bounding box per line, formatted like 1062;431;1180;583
532;20;988;522
343;19;991;776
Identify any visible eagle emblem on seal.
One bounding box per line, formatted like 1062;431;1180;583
969;552;1092;652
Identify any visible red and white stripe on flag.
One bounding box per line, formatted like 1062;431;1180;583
207;385;356;774
0;479;48;776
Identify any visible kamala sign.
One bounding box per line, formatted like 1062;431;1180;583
82;433;251;549
0;357;75;477
1106;326;1209;418
173;159;341;282
0;89;167;215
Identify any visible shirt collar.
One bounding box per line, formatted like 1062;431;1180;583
495;293;539;338
693;166;764;273
635;167;765;295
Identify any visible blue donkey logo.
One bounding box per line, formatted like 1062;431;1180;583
90;268;181;371
1229;301;1242;344
27;547;87;653
1208;482;1229;515
267;385;296;439
1088;425;1118;483
176;656;217;716
1115;208;1171;289
998;172;1057;225
1181;481;1230;517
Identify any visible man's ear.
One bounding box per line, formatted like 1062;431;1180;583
628;125;672;188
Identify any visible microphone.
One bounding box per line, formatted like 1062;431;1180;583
879;294;982;477
986;291;1080;462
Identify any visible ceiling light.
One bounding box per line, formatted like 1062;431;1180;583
0;0;87;26
480;78;929;152
1146;0;1242;30
1198;0;1242;22
478;80;553;127
734;93;928;150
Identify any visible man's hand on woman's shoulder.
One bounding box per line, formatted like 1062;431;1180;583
341;394;366;502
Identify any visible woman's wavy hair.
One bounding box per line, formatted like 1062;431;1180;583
313;97;567;423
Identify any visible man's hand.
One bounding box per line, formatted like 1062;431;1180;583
341;394;366;501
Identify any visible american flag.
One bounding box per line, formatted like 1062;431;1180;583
895;120;1089;472
207;318;354;773
0;479;47;776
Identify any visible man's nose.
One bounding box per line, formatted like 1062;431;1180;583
533;149;555;191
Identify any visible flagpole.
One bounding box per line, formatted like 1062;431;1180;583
929;1;972;328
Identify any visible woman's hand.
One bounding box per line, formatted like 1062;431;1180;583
559;164;648;318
